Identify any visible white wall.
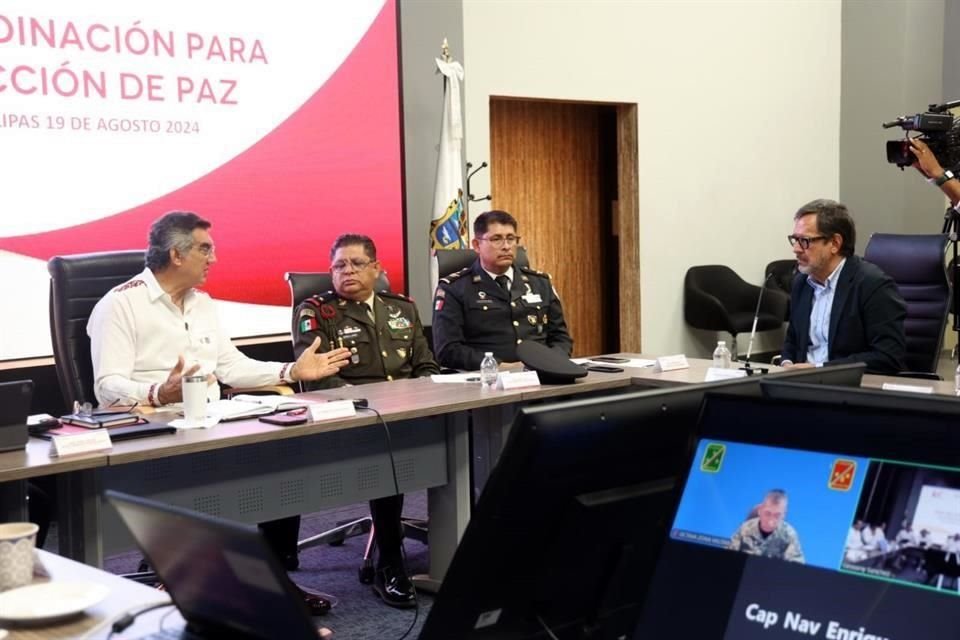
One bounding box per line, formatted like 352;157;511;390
461;0;841;356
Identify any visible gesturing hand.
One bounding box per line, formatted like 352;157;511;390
156;356;214;405
290;339;351;382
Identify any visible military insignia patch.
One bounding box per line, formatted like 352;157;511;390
299;317;318;333
435;298;444;311
387;317;412;330
435;288;445;298
320;304;337;319
472;275;482;283
527;315;537;325
396;348;407;359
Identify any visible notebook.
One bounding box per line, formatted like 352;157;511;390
0;380;32;452
634;390;960;639
107;491;322;639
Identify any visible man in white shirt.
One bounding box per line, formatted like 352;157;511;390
87;211;350;571
88;211;350;407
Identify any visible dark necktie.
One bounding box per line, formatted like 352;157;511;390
495;275;510;292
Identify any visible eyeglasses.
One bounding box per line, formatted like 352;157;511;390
192;242;216;257
787;235;829;250
331;258;375;273
478;234;521;247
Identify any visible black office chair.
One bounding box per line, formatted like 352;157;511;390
434;246;530;280
683;265;788;357
863;233;949;377
764;259;797;320
47;251;158;582
283;270;427;585
48;251;147;410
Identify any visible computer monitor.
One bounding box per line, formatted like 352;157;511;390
762;379;960;415
635;392;960;639
762;361;865;387
419;375;765;640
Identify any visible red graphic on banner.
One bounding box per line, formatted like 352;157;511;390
0;1;405;306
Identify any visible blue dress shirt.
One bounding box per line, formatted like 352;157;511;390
805;258;846;366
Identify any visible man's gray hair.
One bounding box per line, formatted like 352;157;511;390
145;211;211;271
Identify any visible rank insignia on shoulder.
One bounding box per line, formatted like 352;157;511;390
472;275;482;283
439;267;470;284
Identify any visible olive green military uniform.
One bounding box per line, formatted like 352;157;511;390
293;290;439;389
729;518;805;563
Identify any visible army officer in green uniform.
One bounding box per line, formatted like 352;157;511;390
293;233;439;608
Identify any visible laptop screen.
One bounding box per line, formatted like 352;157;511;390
635;393;960;639
107;491;319;639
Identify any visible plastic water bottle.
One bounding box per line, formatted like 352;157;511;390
480;352;499;388
713;341;732;369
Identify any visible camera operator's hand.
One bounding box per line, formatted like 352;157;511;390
908;138;944;179
909;138;960;206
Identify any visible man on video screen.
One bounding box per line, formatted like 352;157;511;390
729;489;805;563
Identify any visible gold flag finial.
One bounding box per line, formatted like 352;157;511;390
441;38;451;62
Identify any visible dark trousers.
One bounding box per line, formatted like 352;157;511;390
259;515;301;560
258;494;405;567
370;494;404;569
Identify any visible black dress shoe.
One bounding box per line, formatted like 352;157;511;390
372;565;416;608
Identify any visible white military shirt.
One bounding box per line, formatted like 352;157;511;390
88;268;290;407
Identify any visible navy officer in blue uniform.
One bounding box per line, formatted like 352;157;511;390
293;233;439;608
432;210;573;370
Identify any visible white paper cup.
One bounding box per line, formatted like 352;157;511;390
182;375;208;426
0;522;39;591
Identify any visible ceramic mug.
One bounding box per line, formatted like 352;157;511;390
0;523;39;591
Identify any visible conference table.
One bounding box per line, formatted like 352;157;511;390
2;356;955;582
0;354;658;578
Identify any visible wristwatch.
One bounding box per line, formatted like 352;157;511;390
935;170;956;186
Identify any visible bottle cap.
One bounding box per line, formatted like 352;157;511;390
484;352;493;356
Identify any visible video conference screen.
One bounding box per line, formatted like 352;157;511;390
636;439;960;639
0;0;404;360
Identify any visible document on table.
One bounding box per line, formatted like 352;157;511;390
573;357;656;368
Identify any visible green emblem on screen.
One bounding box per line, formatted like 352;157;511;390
701;443;725;473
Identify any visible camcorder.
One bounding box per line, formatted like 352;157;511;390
884;100;960;169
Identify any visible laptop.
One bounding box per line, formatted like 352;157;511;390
634;391;960;639
106;491;323;639
0;380;32;452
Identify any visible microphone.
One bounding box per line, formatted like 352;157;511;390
740;272;775;376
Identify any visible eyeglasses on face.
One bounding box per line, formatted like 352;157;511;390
478;234;521;247
787;235;829;250
331;258;375;273
192;242;216;257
